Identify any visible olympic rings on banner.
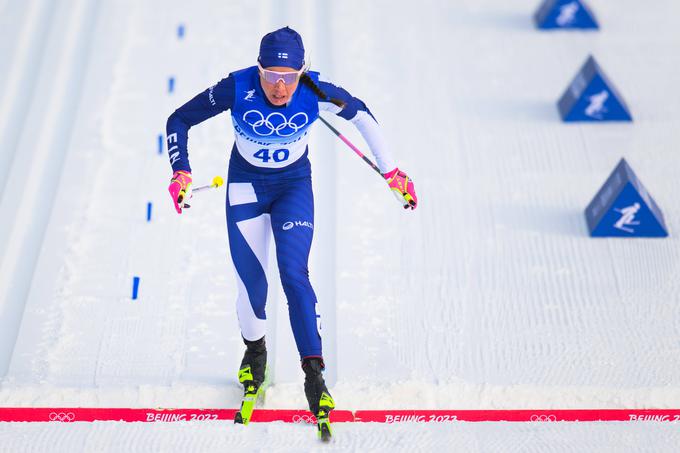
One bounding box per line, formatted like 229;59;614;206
243;110;308;137
292;414;316;424
49;412;76;422
530;414;557;422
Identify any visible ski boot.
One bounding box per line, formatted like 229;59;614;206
302;357;335;442
234;336;267;425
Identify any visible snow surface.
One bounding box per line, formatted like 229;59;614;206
2;421;680;453
1;0;680;450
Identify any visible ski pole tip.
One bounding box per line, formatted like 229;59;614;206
212;176;224;188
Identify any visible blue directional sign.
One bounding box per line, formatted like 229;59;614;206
585;159;668;237
558;56;632;122
534;0;599;29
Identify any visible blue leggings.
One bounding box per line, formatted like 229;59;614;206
226;162;321;359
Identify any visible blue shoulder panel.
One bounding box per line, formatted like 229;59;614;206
317;80;376;122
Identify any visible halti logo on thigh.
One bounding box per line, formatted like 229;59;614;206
282;221;313;231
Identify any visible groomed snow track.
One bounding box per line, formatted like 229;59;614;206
0;0;100;375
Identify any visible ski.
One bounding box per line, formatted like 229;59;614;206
316;411;332;442
315;392;335;442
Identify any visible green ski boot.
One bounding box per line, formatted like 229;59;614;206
302;357;335;442
234;336;267;425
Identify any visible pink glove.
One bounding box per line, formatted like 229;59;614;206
168;170;192;214
383;167;417;210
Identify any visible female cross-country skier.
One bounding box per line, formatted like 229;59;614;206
166;26;417;438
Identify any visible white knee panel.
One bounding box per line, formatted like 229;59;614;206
234;213;271;341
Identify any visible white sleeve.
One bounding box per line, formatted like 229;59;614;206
349;110;396;174
317;75;397;174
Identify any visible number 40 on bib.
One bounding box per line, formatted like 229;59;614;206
254;148;290;163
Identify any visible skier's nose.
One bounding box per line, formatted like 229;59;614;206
272;81;288;98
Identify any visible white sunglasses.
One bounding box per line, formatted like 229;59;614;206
257;63;307;85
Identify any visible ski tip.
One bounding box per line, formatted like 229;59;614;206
234;412;245;425
318;421;332;442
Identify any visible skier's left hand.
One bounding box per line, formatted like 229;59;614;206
383;167;417;210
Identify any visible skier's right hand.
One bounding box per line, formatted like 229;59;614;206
168;170;192;214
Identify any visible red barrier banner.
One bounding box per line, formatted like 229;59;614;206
353;409;680;423
0;408;354;423
2;408;679;423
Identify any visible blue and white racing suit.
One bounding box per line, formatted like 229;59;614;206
166;66;395;360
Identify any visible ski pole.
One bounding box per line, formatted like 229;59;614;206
192;175;224;193
317;115;383;177
184;175;224;208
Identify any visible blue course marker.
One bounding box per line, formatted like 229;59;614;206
178;24;185;39
558;55;632;122
158;134;164;154
534;0;599;30
585;158;668;237
147;202;152;222
168;76;175;94
132;276;141;300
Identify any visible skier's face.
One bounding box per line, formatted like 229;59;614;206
259;66;300;106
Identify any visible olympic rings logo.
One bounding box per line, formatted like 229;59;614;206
243;110;308;137
292;414;317;424
530;414;557;422
49;412;76;422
